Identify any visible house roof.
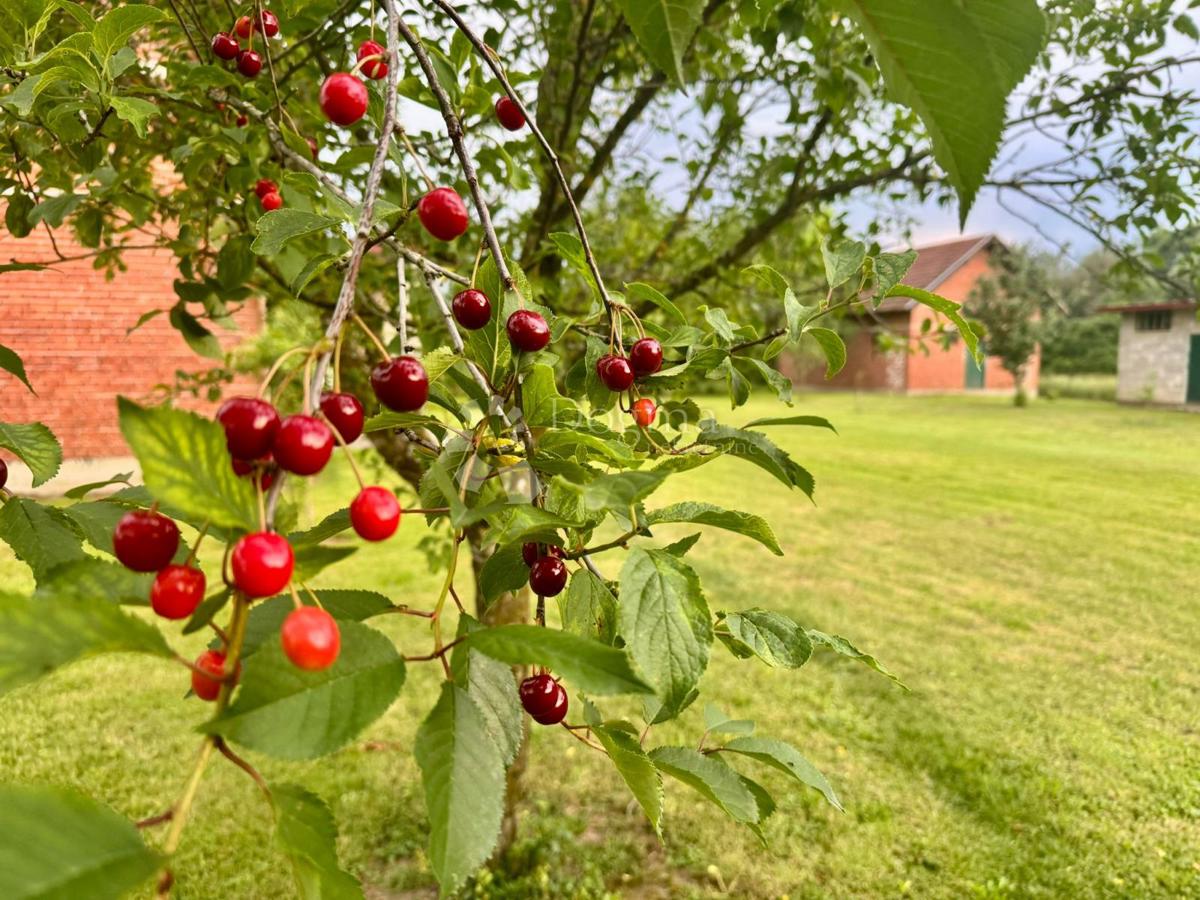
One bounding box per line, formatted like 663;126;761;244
1096;300;1197;314
875;234;998;312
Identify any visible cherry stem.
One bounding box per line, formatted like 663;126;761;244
257;346;309;398
405;507;450;514
318;409;365;489
136;810;174;829
301;346;317;414
183;522;209;567
351;311;392;363
403;637;464;662
397;127;436;192
288;583;303;610
332;325;346;394
215;737;272;800
299;581;325;609
561;723;605;753
469;239;486;289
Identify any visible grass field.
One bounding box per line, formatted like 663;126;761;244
2;393;1199;899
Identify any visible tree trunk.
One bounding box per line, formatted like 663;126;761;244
1011;366;1028;407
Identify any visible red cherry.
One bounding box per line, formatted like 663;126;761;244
211;32;239;60
231;452;276;490
216;396;280;460
236;114;249;127
306;136;319;160
506;309;550;352
519;673;559;717
632;398;657;428
235;16;253;38
281;606;341;670
231;531;294;598
451;288;492;330
256;9;279;37
320;73;368;126
596;355;635;392
357;40;388;80
630;338;663;376
273;414;333;476
495;96;526;131
417;187;469;241
319;392;364;443
529;556;567;597
521;542;563;566
0;459;7;490
150;565;206;620
192;649;238;701
236;49;262;77
113;510;179;573
370;355;428;412
254;178;277;199
536;683;569;725
350;486;401;541
260;191;283;211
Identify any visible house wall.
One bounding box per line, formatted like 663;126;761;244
1115;309;1200;404
0;224;262;466
782;313;908;390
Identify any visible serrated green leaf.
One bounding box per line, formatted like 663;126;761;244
703;703;755;737
272;784;364;900
217;235;256;290
233;590;396;658
91;4;167;67
645;502;782;555
808;629;907;688
584;470;668;512
0;784;161;900
205;620;406;759
0;498;85;581
34;557;153;605
0;421;62;486
548;232;599;296
616;0;705;83
697;421;814;497
872;250;917;297
717;609;812;668
252;209;341;256
169;305;223;361
721;736;842;811
650;746;759;824
478;541;531;605
742;415;836;432
886;284;982;363
594;725;663;836
117;398;257;531
452;615;523;766
625;282;686;325
62;472;134;500
466;624;652;695
0;342;35;393
805;327;846;379
108;96;158;138
415;682;506;897
560;568;617;644
290;253;338;296
821;239;867;290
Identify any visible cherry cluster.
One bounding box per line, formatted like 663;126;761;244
596;336;663;426
210;8;279;79
253;177;282;212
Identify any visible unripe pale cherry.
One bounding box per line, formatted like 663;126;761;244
113;510;180;572
350;486;401;541
319;73;369;126
417;187;469;241
260;191;283;212
319;392;365;443
451;288;492;330
371;356;428;412
281;606;341;670
632;398;657;428
630;338;664;376
506;309;550;352
272;415;333;476
495;96;526;131
357;40;388;79
230;531;294;598
150;565;206;620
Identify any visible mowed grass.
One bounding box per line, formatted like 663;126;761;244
2;393;1199;899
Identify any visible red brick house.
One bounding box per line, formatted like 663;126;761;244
785;235;1041;394
1;223;260;487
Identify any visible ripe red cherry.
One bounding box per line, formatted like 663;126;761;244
211;32;239;60
597;355;635;392
217;396;279;460
231;531;294;598
417;187;469;241
529;556;568;597
256;9;279;37
273;414;333;476
630;338;663;376
236;49;262;77
371;356;428;412
632;398;657;428
320;392;364;443
113;510;180;572
150;565;206;620
231;453;276;490
350;486;401;541
522;542;564;566
319;73;368;126
451;288;492;330
495;96;526;131
235;16;253;38
537;683;569;725
0;459;7;490
281;606;341;670
519;673;558;716
192;649;238;701
506;310;550;352
357;40;388;79
260;191;283;212
236;114;249;127
254;178;277;199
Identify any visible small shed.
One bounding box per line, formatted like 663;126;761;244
1100;301;1200;405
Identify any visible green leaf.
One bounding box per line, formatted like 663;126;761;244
293;543;355;581
520;363;578;428
252;209;341;256
0;421;62;486
465;625;652;696
805;327;846;378
717;609;812;668
478;542;531;605
234;590;397;658
0;342;35;393
289;253;338;296
625;282;686;325
118;398;257;532
272;784;364;900
0;589;170;696
594;725;663;836
697;421;815;497
784;288;816;341
169;305;222;360
650;746;759;824
619;548;712;718
820;239;867;290
742;415;836;432
721;736;842;811
217;235;256;290
704;703;755;737
63;472;134;499
807;629;907;689
703;306;737;342
645;502;782;556
831;0;1044;222
584;470;668;512
91;4;167;67
0;498;85;581
414;683;506;897
34;557;153;605
743;263;790;295
886;284;982;363
452;616;523;767
205;620;406;759
560;568;617;644
616;0;705;83
871;250;917;297
548;232;599;296
4;192;35;237
0;784;161;900
108;96;158;138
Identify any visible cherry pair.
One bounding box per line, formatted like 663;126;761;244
519;673;568;725
217;396;334;477
254;177;282;212
113;509;207;620
596;338;663;392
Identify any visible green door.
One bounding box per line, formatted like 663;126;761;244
1188;335;1200;403
965;347;985;389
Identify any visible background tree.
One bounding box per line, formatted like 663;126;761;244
967;247;1044;405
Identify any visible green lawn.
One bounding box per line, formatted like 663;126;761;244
3;393;1199;898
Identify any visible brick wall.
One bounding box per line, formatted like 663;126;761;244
783;313;908;389
1;225;262;461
